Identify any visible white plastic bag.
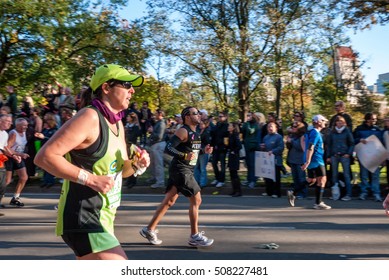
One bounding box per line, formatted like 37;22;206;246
239;146;246;159
331;183;340;200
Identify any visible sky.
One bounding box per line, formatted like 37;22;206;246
121;0;388;86
347;24;389;86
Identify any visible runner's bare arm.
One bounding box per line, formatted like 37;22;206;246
34;108;114;194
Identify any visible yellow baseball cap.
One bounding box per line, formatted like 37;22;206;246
90;64;144;91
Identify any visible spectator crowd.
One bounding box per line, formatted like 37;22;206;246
0;83;388;210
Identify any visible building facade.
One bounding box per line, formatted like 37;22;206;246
334;46;368;105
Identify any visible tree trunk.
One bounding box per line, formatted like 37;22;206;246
275;77;282;118
300;69;304;111
238;78;250;122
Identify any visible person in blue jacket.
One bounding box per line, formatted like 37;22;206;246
261;122;284;198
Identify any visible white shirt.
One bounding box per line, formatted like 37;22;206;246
9;129;27;153
0;130;9;150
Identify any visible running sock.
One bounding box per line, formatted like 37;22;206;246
14;193;20;198
315;185;324;204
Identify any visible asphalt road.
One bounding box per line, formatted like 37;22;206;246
1;191;389;260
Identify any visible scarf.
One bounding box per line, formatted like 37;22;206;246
91;98;124;124
335;126;346;133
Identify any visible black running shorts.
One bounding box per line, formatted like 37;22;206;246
62;231;120;257
307;165;326;178
5;158;25;171
167;169;201;197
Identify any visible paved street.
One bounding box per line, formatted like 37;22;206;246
1;190;389;260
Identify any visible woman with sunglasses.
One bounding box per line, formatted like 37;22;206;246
35;64;150;260
287;111;308;135
286;121;307;206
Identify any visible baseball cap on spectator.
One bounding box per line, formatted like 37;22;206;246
312;114;328;123
174;114;181;118
90;64;144;91
199;109;208;115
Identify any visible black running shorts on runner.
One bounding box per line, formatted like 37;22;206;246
307;165;326;178
61;231;120;257
167;170;201;197
62;233;93;257
5;159;25;171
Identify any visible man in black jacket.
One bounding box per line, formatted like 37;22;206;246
148;109;166;188
329;101;353;130
210;111;229;188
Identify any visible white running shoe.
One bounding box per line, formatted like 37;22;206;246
140;227;162;245
188;231;214;247
287;190;295;207
313;202;332;210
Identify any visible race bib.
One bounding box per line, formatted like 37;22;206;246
189;150;200;166
106;171;122;209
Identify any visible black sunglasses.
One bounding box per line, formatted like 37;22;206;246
108;80;133;89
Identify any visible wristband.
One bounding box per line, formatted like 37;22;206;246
131;162;139;172
77;169;89;185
